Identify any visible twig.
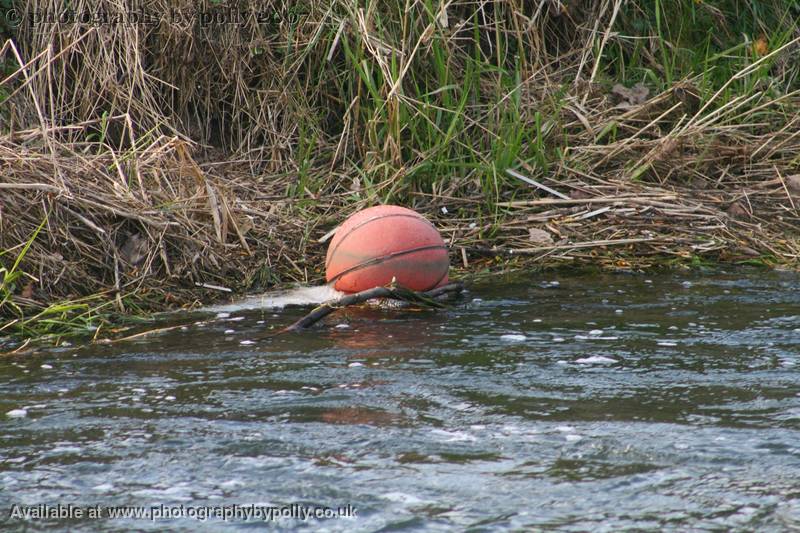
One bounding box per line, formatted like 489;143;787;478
97;324;190;344
467;237;657;256
195;282;233;292
495;195;677;207
506;168;571;200
275;282;465;334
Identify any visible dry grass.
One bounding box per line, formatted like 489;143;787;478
1;0;799;341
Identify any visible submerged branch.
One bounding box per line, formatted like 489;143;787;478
277;282;465;334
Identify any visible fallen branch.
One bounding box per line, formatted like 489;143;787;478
277;282;465;334
466;237;657;257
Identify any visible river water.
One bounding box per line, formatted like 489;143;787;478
1;270;799;531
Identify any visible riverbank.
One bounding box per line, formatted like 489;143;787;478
1;1;799;345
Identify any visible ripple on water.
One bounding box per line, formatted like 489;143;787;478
1;271;799;531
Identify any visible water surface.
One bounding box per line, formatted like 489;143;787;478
2;270;799;531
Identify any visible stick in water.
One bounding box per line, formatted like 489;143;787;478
275;282;465;334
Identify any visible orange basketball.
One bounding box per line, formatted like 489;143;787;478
325;205;450;293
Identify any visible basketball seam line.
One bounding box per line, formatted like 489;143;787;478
325;213;438;270
327;244;448;285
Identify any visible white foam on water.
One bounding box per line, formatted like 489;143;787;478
575;356;617;364
205;285;344;313
500;334;526;342
50;446;82;454
6;409;27;418
430;429;478;442
382;492;427;505
92;483;115;493
131;486;193;502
